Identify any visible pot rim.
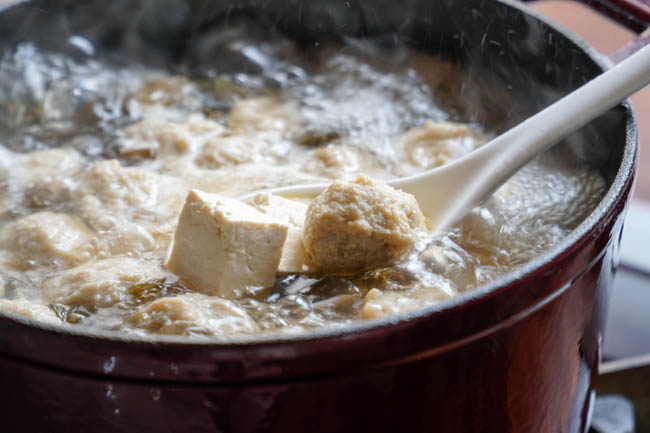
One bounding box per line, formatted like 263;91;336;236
0;0;639;350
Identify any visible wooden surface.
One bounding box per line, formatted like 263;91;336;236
596;355;650;432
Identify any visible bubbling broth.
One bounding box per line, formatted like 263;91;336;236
0;25;606;339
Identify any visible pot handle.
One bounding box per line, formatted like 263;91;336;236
523;0;650;62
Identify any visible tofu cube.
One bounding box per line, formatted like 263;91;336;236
248;192;311;273
165;189;288;297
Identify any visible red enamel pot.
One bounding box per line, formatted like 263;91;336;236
0;0;644;432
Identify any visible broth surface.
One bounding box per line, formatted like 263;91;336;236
0;28;607;338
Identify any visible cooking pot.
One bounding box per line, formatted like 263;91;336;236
0;0;643;432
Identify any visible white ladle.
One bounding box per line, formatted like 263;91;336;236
243;43;650;233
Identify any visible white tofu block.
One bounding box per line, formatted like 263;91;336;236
248;192;311;273
165;189;288;298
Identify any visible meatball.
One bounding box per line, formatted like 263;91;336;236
0;299;61;325
361;287;453;320
401;120;477;169
303;174;425;273
0;211;95;270
43;257;166;309
127;293;259;337
226;97;295;133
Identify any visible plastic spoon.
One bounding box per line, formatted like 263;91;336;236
241;43;650;233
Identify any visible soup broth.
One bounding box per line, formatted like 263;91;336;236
0;26;607;338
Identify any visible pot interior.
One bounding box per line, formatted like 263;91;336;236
0;0;635;344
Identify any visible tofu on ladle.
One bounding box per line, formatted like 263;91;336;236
165;175;425;297
165;189;289;298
